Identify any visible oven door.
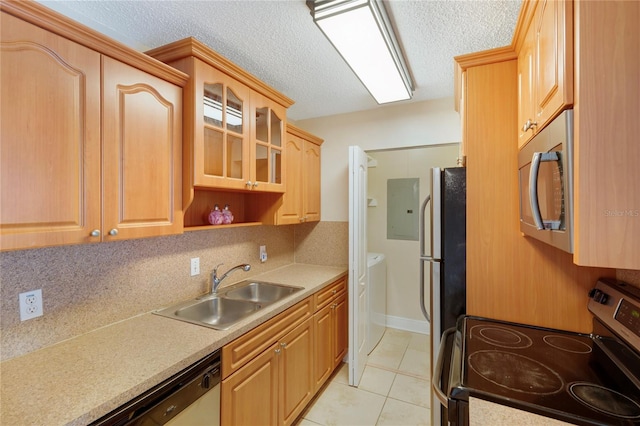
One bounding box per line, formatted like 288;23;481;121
433;327;467;426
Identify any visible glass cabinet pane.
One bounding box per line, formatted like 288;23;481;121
272;148;281;184
226;88;243;134
255;144;268;182
204;127;223;176
255;107;268;142
203;83;223;128
270;110;282;147
227;135;243;179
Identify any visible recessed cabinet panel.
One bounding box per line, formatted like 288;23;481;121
256;144;268;183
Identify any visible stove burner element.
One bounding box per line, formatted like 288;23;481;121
469;350;563;395
568;382;640;419
470;325;533;349
543;335;592;354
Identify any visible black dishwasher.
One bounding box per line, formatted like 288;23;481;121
91;350;220;426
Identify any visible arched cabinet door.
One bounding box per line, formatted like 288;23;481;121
0;12;101;250
102;57;183;240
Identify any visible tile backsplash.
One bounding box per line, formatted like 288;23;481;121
0;222;349;361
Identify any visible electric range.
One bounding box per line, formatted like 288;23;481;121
434;278;640;425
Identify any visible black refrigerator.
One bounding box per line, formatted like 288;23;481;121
419;167;466;426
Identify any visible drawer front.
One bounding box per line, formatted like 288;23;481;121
222;297;312;378
314;277;347;311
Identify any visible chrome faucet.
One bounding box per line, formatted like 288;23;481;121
210;263;251;294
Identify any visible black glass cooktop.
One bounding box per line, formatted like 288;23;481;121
452;317;640;425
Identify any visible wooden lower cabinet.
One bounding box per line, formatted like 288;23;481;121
313;278;348;392
221;341;280;426
221;278;347;425
332;292;348;366
280;318;314;426
221;319;313;426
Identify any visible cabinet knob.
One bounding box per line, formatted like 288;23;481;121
275;348;281;354
90;229;101;237
332;289;337;295
108;229;118;236
253;182;259;188
281;342;287;348
246;181;253;187
522;119;538;132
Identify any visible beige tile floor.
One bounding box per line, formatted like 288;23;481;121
297;328;431;426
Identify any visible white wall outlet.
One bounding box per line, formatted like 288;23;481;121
190;257;200;276
259;245;267;263
19;289;43;321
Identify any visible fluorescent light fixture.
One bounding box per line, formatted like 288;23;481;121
309;0;413;104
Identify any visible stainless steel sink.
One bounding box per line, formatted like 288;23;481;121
153;281;303;330
223;281;303;304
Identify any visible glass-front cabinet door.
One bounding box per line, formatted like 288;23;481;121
250;91;286;192
194;59;250;190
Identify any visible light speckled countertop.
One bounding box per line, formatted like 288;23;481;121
0;263;347;426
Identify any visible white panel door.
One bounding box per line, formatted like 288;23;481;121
348;145;368;386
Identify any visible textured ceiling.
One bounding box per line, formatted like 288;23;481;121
38;0;522;121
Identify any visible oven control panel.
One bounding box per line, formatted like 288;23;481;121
588;278;640;351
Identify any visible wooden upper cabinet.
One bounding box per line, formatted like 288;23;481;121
573;0;639;269
146;38;294;228
517;18;536;147
0;12;102;250
276;124;323;225
192;58;251;191
101;57;183;240
516;0;573;148
0;3;186;251
250;91;286;192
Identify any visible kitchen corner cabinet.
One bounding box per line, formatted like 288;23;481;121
146;38;294;229
313;277;347;391
517;0;573;148
276;125;323;225
0;4;185;251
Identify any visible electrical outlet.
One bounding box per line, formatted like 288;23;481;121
19;289;43;321
190;257;200;276
260;245;267;263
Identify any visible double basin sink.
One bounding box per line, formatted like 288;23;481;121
154;281;303;330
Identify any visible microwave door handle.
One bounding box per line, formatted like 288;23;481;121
529;152;560;230
529;152;545;230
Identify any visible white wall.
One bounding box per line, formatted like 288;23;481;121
297;97;461;332
367;146;460;327
297;97;461;222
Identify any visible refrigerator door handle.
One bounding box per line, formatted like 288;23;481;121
419;195;431;322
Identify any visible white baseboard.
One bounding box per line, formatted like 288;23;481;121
384;314;430;335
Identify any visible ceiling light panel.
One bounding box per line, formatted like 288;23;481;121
310;0;414;104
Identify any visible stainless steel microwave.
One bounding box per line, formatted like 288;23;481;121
518;109;573;253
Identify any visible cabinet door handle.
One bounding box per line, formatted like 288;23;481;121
246;181;253;187
108;229;118;236
281;342;287;348
90;229;101;237
332;289;337;295
275;348;281;354
253;182;259;188
522;119;538;133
